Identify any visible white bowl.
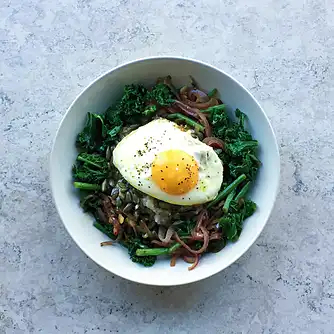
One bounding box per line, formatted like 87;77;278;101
50;57;280;286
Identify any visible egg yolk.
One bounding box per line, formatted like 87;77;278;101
151;150;199;195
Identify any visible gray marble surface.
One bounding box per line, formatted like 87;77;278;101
1;0;334;333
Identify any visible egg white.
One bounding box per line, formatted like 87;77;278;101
112;119;223;205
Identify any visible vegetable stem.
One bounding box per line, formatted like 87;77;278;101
201;104;225;113
93;222;115;239
235;181;251;202
135;243;181;257
73;182;101;191
225;141;258;157
248;153;262;166
169;242;182;253
207;174;247;208
77;155;103;169
207;88;218;98
167;113;204;132
223;189;236;213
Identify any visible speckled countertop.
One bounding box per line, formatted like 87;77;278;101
1;0;334;333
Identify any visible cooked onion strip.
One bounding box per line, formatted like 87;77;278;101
140;221;154;239
109;216;120;236
174;100;200;119
195;209;209;231
164;76;181;101
197;112;212;137
158;225;175;243
100;241;113;246
187;254;199;271
183;97;219;110
170;254;178;267
203;137;225;149
188;88;210;103
174;226;209;255
173;101;212;137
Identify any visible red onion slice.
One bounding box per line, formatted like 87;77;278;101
187;254;199;271
158;225;175;243
174;226;209;255
203;137;225;149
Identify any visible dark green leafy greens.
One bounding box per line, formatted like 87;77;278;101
219;199;257;241
125;238;157;267
149;83;175;106
76;113;106;152
174;220;196;237
210;108;261;185
76;112;122;154
117;84;149;118
204;105;260;241
73;153;108;184
105;83;175;125
76;83;176;155
93;221;116;240
72;76;261;268
80;193;101;214
72;153;108;192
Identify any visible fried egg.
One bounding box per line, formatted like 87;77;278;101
112;119;223;205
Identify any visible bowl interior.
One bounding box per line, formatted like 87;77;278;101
50;57;279;286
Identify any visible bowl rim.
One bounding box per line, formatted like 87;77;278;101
50;56;280;286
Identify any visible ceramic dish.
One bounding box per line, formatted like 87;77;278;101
50;57;280;286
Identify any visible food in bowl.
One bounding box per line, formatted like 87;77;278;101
72;76;261;270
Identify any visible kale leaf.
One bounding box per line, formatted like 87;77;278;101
117;84;149;118
219;199;257;241
76;113;107;152
228;154;259;180
219;213;243;241
143;105;157;116
104;107;122;128
79;81;176;155
80;193;101;214
76;112;122;153
211;108;260;183
149;83;174;106
126;238;156;267
243;199;257;218
224;140;258;157
211;106;230;139
212;108;253;142
72;153;108;184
